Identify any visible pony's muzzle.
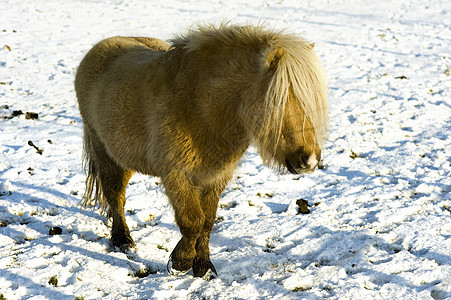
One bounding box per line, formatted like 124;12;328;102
286;152;319;174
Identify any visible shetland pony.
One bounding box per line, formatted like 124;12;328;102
75;23;328;278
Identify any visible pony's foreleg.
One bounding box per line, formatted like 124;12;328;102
192;182;227;277
163;171;205;275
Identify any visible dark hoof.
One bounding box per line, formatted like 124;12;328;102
167;239;196;276
111;233;135;252
167;256;191;276
193;257;217;278
167;249;194;276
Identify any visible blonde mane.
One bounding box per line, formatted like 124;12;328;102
265;33;329;147
170;23;329;149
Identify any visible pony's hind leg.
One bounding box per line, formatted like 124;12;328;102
102;165;134;250
84;125;135;250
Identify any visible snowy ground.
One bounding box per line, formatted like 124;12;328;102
1;0;450;299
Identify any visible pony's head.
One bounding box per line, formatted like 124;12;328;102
171;23;328;174
241;27;329;174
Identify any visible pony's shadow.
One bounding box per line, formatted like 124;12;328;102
1;203;166;270
1;179;167;271
9;180;102;219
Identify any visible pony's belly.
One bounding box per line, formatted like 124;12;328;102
99;129;157;176
112;149;157;176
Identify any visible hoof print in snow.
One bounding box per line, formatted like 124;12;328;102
49;226;62;235
0;221;7;227
296;199;310;214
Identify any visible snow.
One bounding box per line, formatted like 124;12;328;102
0;0;450;299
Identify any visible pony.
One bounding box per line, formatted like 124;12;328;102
74;23;328;278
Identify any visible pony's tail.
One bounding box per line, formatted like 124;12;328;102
80;125;108;216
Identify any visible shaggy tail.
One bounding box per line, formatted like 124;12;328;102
80;126;108;216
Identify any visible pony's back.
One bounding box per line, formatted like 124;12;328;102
75;36;169;111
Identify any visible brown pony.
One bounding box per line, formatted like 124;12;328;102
75;23;328;278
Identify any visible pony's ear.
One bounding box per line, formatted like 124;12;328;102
308;43;315;50
264;47;284;70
